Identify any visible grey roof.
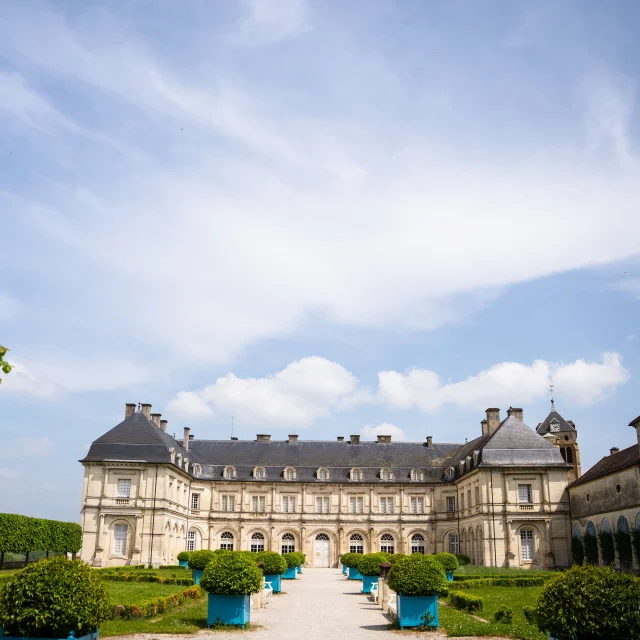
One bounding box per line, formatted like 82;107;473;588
536;408;576;435
570;444;640;488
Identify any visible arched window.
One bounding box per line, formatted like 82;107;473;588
410;469;421;482
254;466;266;480
186;529;197;552
351;468;363;481
601;518;612;534
617;515;630;533
281;532;295;554
586;521;597;537
566;447;574;463
192;463;202;478
380;533;394;553
449;532;459;554
224;466;235;480
573;523;582;538
411;533;425;554
444;467;455;482
520;529;534;562
284;467;296;481
113;523;128;555
220;531;234;550
250;532;265;553
317;468;329;481
349;533;364;554
560;448;567;461
380;468;392;481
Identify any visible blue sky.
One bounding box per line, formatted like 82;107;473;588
0;0;639;522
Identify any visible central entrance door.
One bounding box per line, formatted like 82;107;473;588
314;533;330;567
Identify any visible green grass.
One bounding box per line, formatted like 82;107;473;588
439;586;545;639
105;581;189;605
456;565;554;576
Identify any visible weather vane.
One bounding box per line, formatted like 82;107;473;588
549;382;555;411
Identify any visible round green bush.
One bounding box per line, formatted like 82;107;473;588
282;552;299;569
340;552;361;568
534;565;640;640
357;553;389;576
434;552;459;572
0;556;111;638
386;553;405;565
255;551;287;575
176;551;191;562
187;549;217;570
387;553;448;596
199;552;263;596
455;553;470;566
292;551;305;566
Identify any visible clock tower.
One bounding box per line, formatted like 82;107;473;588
536;400;581;483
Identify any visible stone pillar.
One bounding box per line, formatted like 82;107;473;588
208;525;214;550
132;515;143;564
95;514;106;567
506;520;515;567
544;520;555;568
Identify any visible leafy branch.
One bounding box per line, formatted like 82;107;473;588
0;345;11;383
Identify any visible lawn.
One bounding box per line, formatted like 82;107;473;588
105;581;189;605
439;585;545;639
455;565;554;576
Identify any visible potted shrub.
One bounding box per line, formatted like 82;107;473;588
255;552;286;593
176;551;191;568
0;556;111;640
434;552;459;581
200;553;263;629
534;565;640;640
387;553;448;629
342;552;364;580
357;553;388;594
339;552;350;574
282;552;299;579
187;549;217;584
294;552;305;573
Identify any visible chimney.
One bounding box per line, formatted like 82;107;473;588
256;434;271;442
426;436;433;448
189;434;194;441
377;435;392;444
141;403;152;419
151;413;161;428
183;427;190;450
610;447;620;456
160;419;168;433
125;403;136;418
337;436;345;442
231;436;238;441
507;407;523;422
629;415;640;449
485;408;501;434
350;435;360;445
481;419;488;437
288;435;298;443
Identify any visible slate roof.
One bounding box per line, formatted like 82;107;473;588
570;444;640;488
536;408;576;435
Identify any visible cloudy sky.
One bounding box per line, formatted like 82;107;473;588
1;0;639;521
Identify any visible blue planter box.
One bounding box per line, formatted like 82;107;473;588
446;571;454;582
192;569;203;584
362;575;378;593
179;559;189;568
348;567;362;580
207;594;250;629
297;565;302;574
283;566;297;579
0;629;99;640
396;594;438;629
264;574;282;593
342;564;348;575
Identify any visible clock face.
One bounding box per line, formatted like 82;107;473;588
550;421;560;433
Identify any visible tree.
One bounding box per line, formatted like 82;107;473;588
0;345;11;382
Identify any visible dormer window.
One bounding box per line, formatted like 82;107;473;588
254;466;266;480
444;467;455;482
459;461;465;474
317;468;329;481
176;453;183;467
473;451;479;466
192;463;202;478
284;467;296;481
380;468;392;481
410;469;421;482
224;466;236;480
350;468;363;481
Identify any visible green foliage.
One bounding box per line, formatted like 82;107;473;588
0;513;82;554
385;553;404;565
340;552;362;569
583;533;599;565
356;553;388;576
534;565;640;640
115;586;202;619
0;556;112;637
614;530;633;568
187;549;217;570
176;551;191;562
282;552;300;569
291;551;305;566
387;553;448;597
0;345;11;383
454;553;470;566
571;536;584;565
454;576;548;589
99;572;194;586
598;531;615;565
449;590;483;612
494;605;513;624
199;552;263;596
434;552;459;572
255;551;287;575
523;605;537;626
339;553;350;565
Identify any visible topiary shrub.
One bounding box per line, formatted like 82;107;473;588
583;533;598;565
449;590;483;612
356;553;388;576
188;549;217;570
291;551;305;566
571;536;584;565
255;551;287;575
340;552;361;568
177;551;191;562
614;530;633;569
387;553;448;596
0;556;111;638
598;531;615;565
386;553;405;565
494;605;513;624
523;605;537;625
339;553;350;566
534;565;640;640
455;553;470;566
434;552;459;572
199;552;263;596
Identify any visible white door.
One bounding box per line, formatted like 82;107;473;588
314;533;330;567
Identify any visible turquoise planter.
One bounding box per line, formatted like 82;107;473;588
348;566;362;580
179;559;189;568
396;594;438;629
342;564;348;575
264;574;282;593
207;594;251;629
446;571;454;582
297;565;302;574
0;629;99;640
362;575;378;593
192;569;203;584
283;566;297;579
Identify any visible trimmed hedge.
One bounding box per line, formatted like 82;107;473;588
494;605;513;624
386;553;405;565
99;573;195;586
188;549;217;570
200;552;263;595
356;553;388;576
449;590;483;612
114;586;202;619
340;552;361;569
282;552;299;569
434;552;459;572
0;513;82;554
255;551;287;576
291;551;305;566
455;553;470;566
176;551;191;562
455;576;548;589
387;553;448;597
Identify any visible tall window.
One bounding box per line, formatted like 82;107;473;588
191;493;200;510
317;468;329;481
411;533;425;554
449;533;459;554
250;532;265;553
411;469;421;481
281;533;295;554
447;496;456;512
351;468;363;481
520;529;534;561
518;485;532;504
566;447;574;463
349;534;364;554
254;467;266;480
316;496;330;513
410;497;424;514
445;467;455;482
252;496;266;513
117;479;131;498
221;495;235;512
349;496;364;514
475;486;480;505
379;497;394;514
220;531;234;551
460;493;465;510
282;496;296;513
285;468;295;481
113;524;128;555
467;489;471;508
186;530;196;552
380;534;394;553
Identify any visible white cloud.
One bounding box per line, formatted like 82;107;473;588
361;423;406;441
166;391;214;419
0;437;54;459
234;0;310;45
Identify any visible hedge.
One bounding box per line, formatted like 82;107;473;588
449;590;483;612
387;554;448;597
0;513;82;554
113;586;203;619
99;573;195;586
454;576;548;589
